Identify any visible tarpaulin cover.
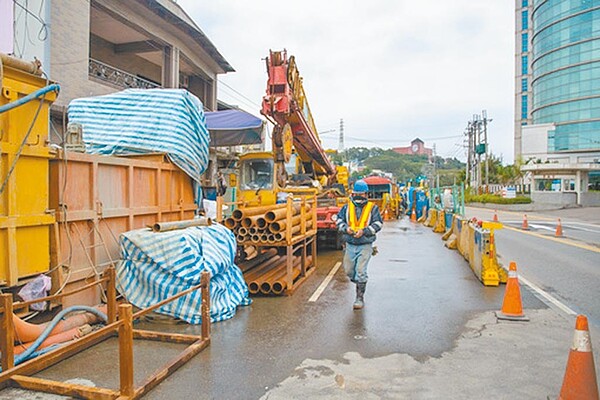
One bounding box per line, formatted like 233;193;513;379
68;89;209;184
116;224;251;324
205;109;264;146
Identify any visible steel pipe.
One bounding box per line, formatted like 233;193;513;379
238;249;278;272
224;217;237;229
1;53;43;76
258;257;291;295
243;255;283;281
232;203;286;220
264;205;301;223
241;215;263;228
152;218;211;232
261;256;302;295
272;257;309;295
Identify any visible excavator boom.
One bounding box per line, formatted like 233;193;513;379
261;50;336;179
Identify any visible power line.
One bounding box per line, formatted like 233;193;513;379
218;80;262;108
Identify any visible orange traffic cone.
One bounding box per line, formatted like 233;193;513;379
410;208;417;222
382;208;388;221
556;218;564;237
493;210;499;222
521;214;530;230
558;315;599;400
496;262;529;321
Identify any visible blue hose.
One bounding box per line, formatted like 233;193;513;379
0;83;60;114
7;306;107;369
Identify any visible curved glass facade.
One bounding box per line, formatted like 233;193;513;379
532;0;600;152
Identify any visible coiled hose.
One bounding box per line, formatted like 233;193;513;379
0;306;107;372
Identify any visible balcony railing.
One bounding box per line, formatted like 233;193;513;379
89;58;160;90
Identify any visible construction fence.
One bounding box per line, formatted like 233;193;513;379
423;208;507;287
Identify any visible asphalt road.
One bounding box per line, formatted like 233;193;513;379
2;217;551;400
466;206;600;327
3;215;598;399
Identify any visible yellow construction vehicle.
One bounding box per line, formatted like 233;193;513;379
362;176;402;220
236;50;338;207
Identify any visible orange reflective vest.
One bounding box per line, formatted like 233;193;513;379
348;201;374;231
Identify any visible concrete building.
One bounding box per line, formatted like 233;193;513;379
516;0;600;206
5;0;234;124
393;138;433;157
5;0;240;193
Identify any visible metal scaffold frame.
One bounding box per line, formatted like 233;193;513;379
0;268;212;399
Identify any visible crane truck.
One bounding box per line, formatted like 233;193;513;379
235;50;338;206
233;50;345;248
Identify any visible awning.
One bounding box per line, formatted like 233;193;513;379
205;109;265;147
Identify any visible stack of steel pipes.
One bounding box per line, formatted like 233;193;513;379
223;203;313;244
238;249;313;295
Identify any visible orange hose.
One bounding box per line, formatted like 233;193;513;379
12;304;107;343
14;325;91;355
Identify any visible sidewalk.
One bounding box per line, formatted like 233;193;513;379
262;309;600;399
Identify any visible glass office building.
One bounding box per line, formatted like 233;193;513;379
517;0;600;206
514;0;533;158
531;0;600;152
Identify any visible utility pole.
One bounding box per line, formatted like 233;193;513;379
338;118;344;154
465;125;470;187
432;143;437;188
481;110;491;191
476;114;482;191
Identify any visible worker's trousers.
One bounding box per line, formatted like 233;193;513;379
343;243;372;284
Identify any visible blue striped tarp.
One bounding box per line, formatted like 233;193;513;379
68;89;209;184
116;224;251;324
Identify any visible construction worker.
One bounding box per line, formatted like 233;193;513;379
336;179;383;310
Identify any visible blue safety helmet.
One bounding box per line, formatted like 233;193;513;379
353;179;368;194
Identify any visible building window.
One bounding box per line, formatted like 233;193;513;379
521;78;528;92
522;10;528;30
522;0;528;7
522;33;528;52
563;179;575;192
521;55;528;75
535;179;562;192
521;94;528;119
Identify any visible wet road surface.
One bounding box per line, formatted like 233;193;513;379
1;217;548;399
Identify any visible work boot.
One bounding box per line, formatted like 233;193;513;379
353;282;366;310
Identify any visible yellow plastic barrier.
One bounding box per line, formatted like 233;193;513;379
0;62;57;286
433;210;446;233
425;208;437;228
445;215;505;286
482;222;507;284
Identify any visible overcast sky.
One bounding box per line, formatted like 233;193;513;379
179;1;515;163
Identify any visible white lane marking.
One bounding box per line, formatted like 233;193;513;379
528;223;555;232
502;221;600;234
518;274;577;316
503;225;600;253
309;261;342;303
